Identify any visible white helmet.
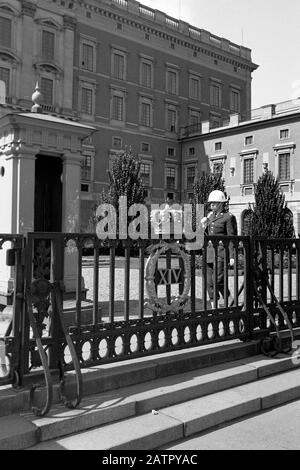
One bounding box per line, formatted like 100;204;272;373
207;190;227;203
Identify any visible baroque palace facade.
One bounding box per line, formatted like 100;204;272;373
0;0;258;231
180;98;300;236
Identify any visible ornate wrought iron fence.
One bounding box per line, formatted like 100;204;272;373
0;232;300;393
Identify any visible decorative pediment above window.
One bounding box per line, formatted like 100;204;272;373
0;3;17;15
273;142;296;154
0;49;21;64
33;61;63;76
35;18;62;31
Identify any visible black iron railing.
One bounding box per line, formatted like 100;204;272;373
0;232;300;402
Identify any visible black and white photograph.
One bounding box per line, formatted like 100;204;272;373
0;0;300;454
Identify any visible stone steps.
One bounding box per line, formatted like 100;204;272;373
0;347;299;450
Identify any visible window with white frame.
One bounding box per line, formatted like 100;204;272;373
81;154;92;181
278;152;290;181
111;93;125;121
245;135;253;146
140;99;152;127
41;77;53;105
0;16;12;48
166;69;178;95
42;30;55;61
189;75;201;100
140;162;151;186
81;42;95;72
210;82;221;107
186;166;196;190
0;67;10;96
215;141;222;151
166;106;177;132
112;51;126;80
243;157;254;184
279;128;290;140
165;166;176;189
140;59;153;88
81;87;93;114
230;88;240;113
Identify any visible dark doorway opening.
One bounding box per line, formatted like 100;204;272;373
34;155;63;232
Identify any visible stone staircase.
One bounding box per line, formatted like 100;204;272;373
0;331;299;450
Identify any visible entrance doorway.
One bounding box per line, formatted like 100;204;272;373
34;155;63;232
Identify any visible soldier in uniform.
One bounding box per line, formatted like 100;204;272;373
201;190;237;309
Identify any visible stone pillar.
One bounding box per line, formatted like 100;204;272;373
61;152;83;295
0;144;37;301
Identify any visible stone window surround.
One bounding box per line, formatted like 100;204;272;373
273;142;296;191
239;148;258;196
79;34;97;72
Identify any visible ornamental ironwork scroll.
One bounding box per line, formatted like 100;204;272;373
145;241;191;314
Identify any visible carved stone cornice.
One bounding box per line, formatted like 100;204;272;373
21;0;36;18
63;15;77;30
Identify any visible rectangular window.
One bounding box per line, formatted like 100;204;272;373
167;147;175;157
186;166;196;190
113;53;125;80
245;135;253;146
0;67;10;96
167;70;177;95
141;142;150;152
81;87;93;114
210;115;221;129
210;83;221;107
167;108;177;132
189;76;200;100
81;155;92;181
189;110;201;127
278;153;290;180
166;167;176;189
230;89;240;113
41;77;53;105
81;43;94;71
112;95;124;120
140;162;151;186
280;129;289;140
112;136;122;148
243;158;254;184
188;147;195;156
0;17;12;48
141;61;152;88
141;102;151;127
213;162;223;174
42;30;55;61
215;142;222;151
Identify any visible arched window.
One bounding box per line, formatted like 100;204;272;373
241;209;253;236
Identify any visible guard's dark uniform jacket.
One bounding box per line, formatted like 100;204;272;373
205;211;237;263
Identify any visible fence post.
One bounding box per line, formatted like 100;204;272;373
245;236;254;339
